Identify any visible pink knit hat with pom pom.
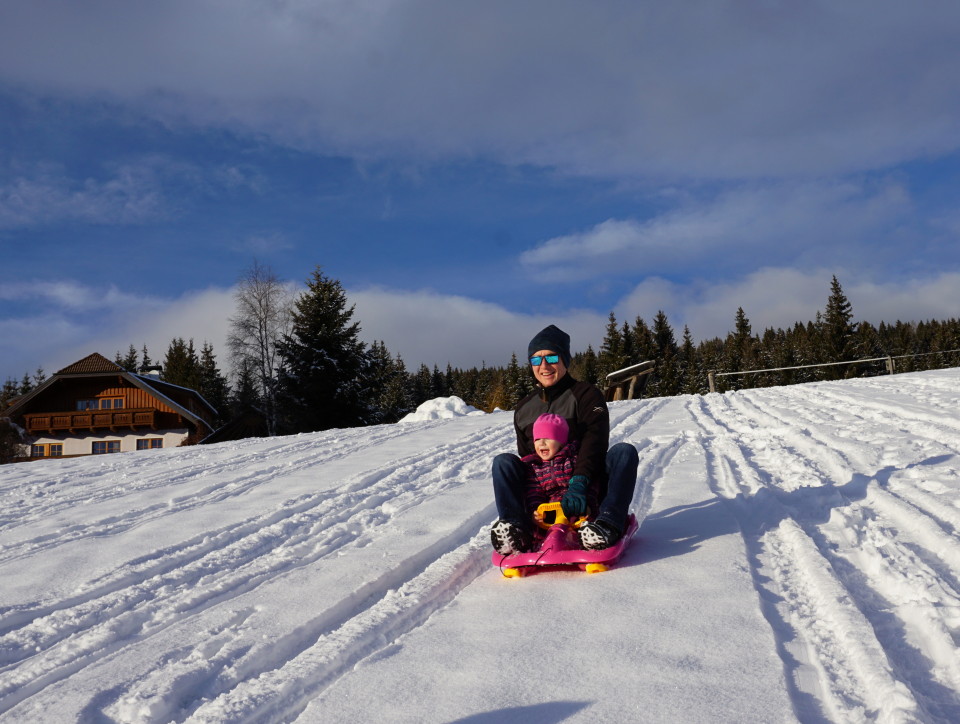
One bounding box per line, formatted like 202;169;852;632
532;413;569;444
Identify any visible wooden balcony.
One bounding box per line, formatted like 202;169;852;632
25;408;158;434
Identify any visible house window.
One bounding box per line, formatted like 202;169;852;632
77;398;124;411
137;438;163;450
92;441;121;454
31;444;63;457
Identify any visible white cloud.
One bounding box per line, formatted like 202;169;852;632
0;164;166;229
0;157;267;230
0;280;153;312
520;180;913;281
2;2;959;179
64;287;236;373
615;268;960;343
0;283;235;378
1;280;608;381
350;286;605;369
3;271;958;383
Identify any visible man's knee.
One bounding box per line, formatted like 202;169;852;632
607;442;639;467
492;452;524;480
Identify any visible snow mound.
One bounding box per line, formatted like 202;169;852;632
399;396;486;422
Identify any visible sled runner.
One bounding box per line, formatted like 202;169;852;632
491;502;639;578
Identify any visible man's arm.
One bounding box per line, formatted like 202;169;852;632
572;384;610;481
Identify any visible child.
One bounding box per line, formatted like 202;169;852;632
519;413;598;545
521;413;578;514
490;413;602;555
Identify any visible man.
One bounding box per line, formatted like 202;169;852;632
491;324;640;554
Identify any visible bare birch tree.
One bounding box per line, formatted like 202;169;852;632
227;261;292;435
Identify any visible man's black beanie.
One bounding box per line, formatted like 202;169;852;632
527;324;572;366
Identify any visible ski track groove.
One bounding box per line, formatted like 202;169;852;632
778;385;960;457
5;376;958;721
0;422;446;558
94;407;671;723
691;395;921;721
0;423;515;715
691;388;960;722
110;508;498;724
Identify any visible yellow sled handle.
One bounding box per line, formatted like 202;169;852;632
534;501;588;530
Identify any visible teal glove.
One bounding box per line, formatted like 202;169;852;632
561;475;589;518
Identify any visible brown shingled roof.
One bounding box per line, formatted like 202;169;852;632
55;353;123;375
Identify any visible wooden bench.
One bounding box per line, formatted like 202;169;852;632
603;361;655;401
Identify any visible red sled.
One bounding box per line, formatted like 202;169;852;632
491;502;639;578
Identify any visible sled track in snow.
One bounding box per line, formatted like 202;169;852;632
104;506;497;724
89;406;677;723
0;422;514;719
0;421;447;549
691;387;960;722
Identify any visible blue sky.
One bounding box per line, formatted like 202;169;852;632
2;1;960;380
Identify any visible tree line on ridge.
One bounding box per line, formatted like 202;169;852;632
3;269;959;448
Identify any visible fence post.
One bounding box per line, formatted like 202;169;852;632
886;356;895;375
708;371;716;394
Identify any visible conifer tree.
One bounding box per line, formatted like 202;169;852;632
411;364;434;406
450;366;477;405
0;378;21;409
679;326;702;395
229;357;262;416
445;364;456;396
725;307;758;377
115;345;140;372
823;275;857;375
431;365;447;398
0;418;24;464
621;321;636;367
366;342;413;423
598;312;626;381
485;377;510;412
162;338;202;390
631;317;657;365
198;342;231;426
852;322;884;377
474;363;493;409
503;353;528;409
570;345;600;386
387;352;415;421
275;266;372;433
650;310;680;396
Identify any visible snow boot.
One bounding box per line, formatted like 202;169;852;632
491;519;532;555
579;518;622;550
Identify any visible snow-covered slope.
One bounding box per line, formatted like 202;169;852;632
2;369;960;723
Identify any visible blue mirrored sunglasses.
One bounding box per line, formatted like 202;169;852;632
530;354;560;366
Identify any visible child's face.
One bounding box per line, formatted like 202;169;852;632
535;438;563;461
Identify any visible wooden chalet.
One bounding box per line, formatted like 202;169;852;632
4;353;217;460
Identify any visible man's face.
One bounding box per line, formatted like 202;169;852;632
530;348;567;388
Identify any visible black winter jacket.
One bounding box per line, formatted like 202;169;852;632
513;374;610;492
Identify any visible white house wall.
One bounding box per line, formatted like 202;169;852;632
30;430;190;457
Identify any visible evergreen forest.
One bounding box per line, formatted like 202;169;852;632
3;271;959;446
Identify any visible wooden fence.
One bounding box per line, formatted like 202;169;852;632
708;348;960;393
